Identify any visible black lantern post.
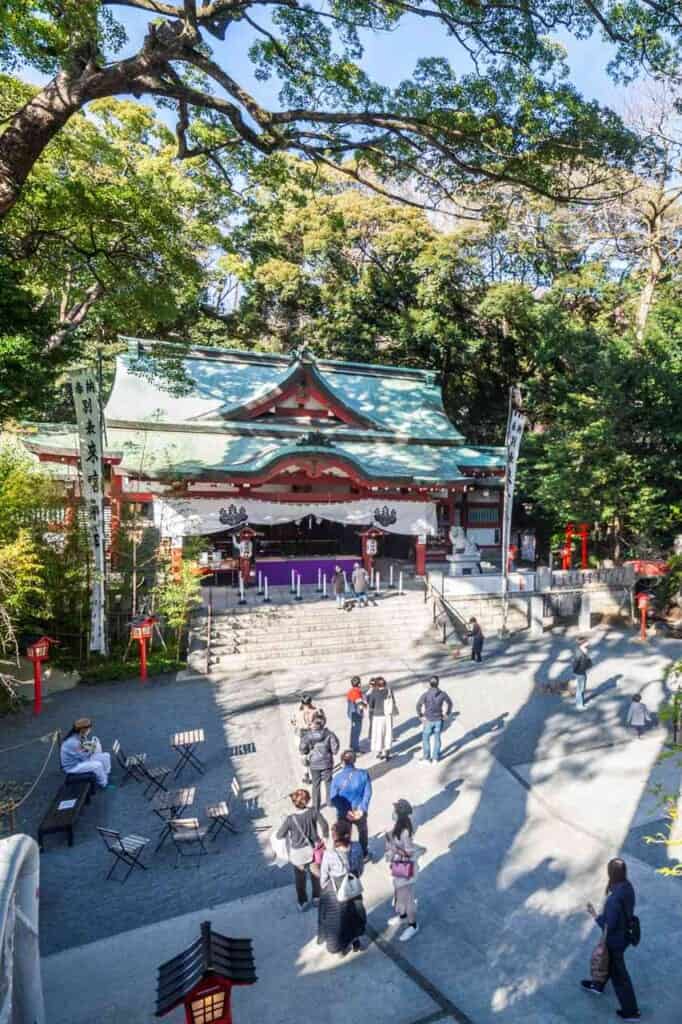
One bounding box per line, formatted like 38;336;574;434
156;921;256;1024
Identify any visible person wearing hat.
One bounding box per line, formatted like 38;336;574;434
385;798;419;941
59;717;112;788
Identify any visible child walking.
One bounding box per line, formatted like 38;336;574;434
626;694;651;738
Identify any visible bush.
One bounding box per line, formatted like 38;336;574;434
78;652;185;685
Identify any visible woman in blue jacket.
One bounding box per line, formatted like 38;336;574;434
581;858;640;1021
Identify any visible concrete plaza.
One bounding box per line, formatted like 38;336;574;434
5;616;682;1023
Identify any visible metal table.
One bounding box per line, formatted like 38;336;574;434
170;728;206;778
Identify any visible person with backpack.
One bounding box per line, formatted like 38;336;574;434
299;711;340;813
581;857;641;1021
416;676;453;763
385;798;420;942
573;638;592;711
366;676;398;761
346;676;367;753
317;819;366;955
627;694;651;739
330;749;372;858
276;788;329;911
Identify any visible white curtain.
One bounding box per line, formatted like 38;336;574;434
153;497;437;539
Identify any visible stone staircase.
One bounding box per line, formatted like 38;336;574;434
190;590;443;673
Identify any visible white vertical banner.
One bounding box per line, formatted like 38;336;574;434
70;369;107;654
501;386;526;633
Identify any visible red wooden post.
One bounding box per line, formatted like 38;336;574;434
415;536;427;576
636;592;650;640
562;523;574;570
26;637;54;716
32;658;42;716
139;636;148;682
131;618;154;682
579;522;589;569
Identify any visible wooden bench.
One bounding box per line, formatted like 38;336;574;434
38;780;91;851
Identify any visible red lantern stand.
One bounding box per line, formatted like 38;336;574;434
578;522;589;569
561;522;575;570
237;527;257;586
636;591;650;641
360;527;383;574
130;617;154;682
25;636;56;716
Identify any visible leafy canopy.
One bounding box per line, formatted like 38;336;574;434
3;1;674;220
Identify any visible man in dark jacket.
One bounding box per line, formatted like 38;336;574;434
416;676;453;763
299;711;340;812
468;617;484;662
581;858;640;1021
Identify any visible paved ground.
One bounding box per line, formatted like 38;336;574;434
3;614;682;1022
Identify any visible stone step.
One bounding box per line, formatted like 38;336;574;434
207;616;433;639
208;627;436;651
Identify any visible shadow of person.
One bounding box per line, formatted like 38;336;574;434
439;712;509;759
412;778;464;829
585;673;623;705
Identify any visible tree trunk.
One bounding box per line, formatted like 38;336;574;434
0;71;86;218
635;213;663;345
0;51;166;219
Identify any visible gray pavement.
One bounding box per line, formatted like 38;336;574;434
4;616;682;1022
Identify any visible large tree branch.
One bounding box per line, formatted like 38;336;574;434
44;281;106;352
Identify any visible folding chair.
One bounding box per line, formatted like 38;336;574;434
169;817;208;868
139;762;171;799
97;827;150;882
206;800;239;841
112;739;147;786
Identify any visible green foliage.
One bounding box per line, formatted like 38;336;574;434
78;651;185;685
0;74;229;418
154;560;203;661
0;441;59;543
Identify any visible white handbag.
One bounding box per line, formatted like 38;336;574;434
336;871;363;902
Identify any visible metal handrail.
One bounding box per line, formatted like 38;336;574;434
205;587;213;675
423;574;469;646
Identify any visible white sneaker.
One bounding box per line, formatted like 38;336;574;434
387;914;405;926
399;924;419;941
418;754;430;762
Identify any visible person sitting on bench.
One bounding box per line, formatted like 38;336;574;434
60;717;112;789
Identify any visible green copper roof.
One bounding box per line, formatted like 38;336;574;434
19;423;504;481
106;342;462;442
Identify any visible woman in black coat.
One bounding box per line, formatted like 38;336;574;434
581;858;640;1021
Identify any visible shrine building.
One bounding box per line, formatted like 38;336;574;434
21;339;505;581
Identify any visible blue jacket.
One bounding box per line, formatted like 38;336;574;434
596;880;636;951
330;765;372;815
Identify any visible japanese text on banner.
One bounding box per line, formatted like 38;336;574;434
70;370;107;653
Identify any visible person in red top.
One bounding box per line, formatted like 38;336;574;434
346;676;367;753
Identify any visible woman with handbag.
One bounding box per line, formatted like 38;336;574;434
385;798;419;941
276;789;329;911
581;858;640;1022
318;819;366;955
